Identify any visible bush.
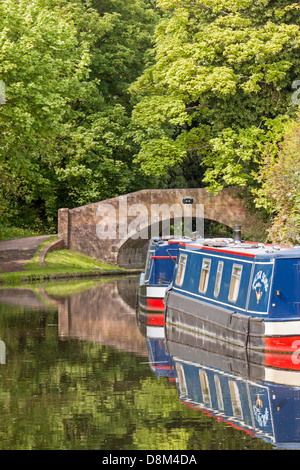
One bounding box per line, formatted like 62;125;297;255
255;117;300;245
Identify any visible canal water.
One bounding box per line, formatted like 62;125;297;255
0;276;286;450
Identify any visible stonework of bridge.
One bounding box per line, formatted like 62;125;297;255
58;188;261;269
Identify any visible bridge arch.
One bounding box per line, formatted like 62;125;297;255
116;214;203;268
58;188;264;268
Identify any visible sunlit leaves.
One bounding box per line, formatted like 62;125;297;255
255;117;300;244
0;0;158;229
131;0;300;192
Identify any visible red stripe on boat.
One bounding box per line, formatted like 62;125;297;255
265;336;300;353
151;256;177;259
146;313;165;326
146;298;165;311
180;244;256;258
153;365;171;370
265;352;300;370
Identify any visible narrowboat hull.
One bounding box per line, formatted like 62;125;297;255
165;289;300;356
165;299;300;373
164;289;266;352
138;283;167;313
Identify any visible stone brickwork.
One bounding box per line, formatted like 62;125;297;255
58;188;261;268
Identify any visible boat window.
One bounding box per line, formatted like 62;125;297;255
144;250;154;280
214;375;224;411
228;264;243;303
229;380;243;418
214;261;224;298
176;363;187;395
175;254;187;286
199;370;211;406
199;258;211;294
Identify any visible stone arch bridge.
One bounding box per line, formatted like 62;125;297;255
58;188;261;269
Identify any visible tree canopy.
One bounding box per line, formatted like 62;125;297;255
0;0;158;230
130;0;300;194
0;0;300;241
255;115;300;244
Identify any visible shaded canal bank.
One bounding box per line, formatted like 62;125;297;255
0;276;276;450
0;235;53;273
0;235;142;285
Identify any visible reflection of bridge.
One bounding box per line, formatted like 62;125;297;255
58;277;148;357
0;278;148;357
58;188;262;269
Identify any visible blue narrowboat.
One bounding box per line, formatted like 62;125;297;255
138;237;186;316
164;237;300;353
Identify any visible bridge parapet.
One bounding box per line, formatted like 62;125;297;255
58;188;263;268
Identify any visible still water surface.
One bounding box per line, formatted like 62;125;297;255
0;276;287;450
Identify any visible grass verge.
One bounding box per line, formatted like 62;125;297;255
0;237;138;285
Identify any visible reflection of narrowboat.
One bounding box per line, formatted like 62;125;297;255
145;325;175;379
165;327;300;449
138;237;186;314
135;304;175;379
164;236;300;353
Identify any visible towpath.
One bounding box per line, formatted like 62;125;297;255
0;235;52;272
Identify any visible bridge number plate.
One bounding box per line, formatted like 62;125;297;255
182;197;194;205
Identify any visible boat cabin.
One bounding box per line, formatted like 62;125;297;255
138;237;188;313
171;239;300;320
142;237;180;287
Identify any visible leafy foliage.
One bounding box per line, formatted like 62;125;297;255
0;0;158;231
1;0;300;241
255;116;300;244
130;0;300;194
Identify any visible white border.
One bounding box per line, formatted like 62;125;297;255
146;286;167;298
265;320;300;336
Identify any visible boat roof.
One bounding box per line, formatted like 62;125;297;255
149;237;192;246
179;238;300;260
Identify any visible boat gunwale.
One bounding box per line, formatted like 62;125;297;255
179;242;300;260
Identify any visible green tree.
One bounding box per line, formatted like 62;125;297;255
54;0;160;211
0;0;96;228
0;0;158;231
130;0;300;194
255;115;300;244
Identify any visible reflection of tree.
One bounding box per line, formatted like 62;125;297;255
0;305;272;450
